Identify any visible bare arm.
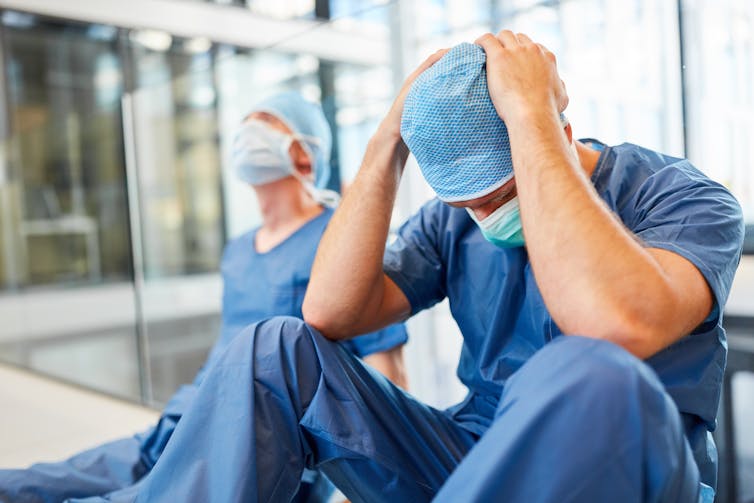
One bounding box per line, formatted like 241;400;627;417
303;50;449;339
303;136;411;339
477;32;713;358
363;345;409;390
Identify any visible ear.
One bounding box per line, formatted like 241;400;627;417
289;140;314;179
564;122;574;144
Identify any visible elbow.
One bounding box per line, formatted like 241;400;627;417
604;321;663;360
302;298;350;340
601;303;680;359
563;297;678;360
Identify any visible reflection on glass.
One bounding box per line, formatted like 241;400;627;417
245;0;316;19
684;0;754;221
127;37;227;403
0;15;141;399
333;64;392;184
413;0;492;42
129;38;224;279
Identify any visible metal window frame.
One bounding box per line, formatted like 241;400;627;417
0;0;389;66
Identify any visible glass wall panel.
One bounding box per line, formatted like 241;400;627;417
495;0;684;155
128;36;225;280
683;0;754;222
125;37;228;404
0;3;400;407
0;14;141;399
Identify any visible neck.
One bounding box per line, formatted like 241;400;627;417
254;177;322;230
575;140;603;178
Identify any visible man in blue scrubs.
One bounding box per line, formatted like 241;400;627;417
80;32;743;502
0;93;407;503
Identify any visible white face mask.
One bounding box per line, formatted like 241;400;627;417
230;120;340;206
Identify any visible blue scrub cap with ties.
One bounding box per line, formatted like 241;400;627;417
247;92;333;189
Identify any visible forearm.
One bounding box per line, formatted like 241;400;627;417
508;111;680;357
303;133;406;338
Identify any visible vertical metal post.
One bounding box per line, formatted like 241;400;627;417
0;17;21;290
121;93;154;405
314;0;341;193
676;0;689;158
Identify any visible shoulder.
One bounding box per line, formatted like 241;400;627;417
594;143;741;219
594;143;685;185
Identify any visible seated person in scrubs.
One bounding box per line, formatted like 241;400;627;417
0;92;408;503
74;33;744;503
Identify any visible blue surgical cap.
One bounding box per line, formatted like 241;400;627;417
400;43;513;202
247;92;332;189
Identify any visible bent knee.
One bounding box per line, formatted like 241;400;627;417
255;315;312;337
513;335;668;406
249;315;319;354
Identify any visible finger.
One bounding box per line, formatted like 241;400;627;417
559;79;569;112
496;29;519;48
536;43;557;63
517;32;534;45
426;47;450;64
475;32;504;59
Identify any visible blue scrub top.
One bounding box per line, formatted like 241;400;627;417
208;207;408;367
384;142;743;486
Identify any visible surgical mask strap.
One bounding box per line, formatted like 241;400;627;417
283;135;340;207
288;166;340;207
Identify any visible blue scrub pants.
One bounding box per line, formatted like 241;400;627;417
0;370;331;503
72;316;701;503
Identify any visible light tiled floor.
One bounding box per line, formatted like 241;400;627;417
0;363;159;469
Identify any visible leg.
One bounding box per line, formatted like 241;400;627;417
137;384;197;470
113;317;476;503
0;436;148;503
435;336;700;503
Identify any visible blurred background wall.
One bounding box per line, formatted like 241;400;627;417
0;0;751;500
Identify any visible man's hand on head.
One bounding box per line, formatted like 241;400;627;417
475;31;568;127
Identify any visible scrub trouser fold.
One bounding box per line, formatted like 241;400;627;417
125;316;478;503
434;335;701;502
17;318;701;503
